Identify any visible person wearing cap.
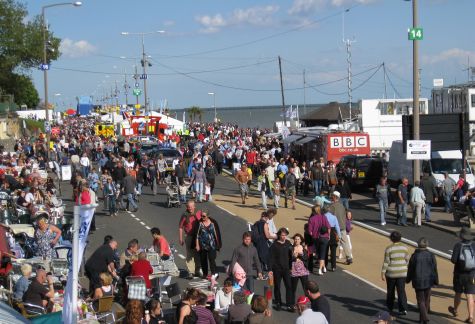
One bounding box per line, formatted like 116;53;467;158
268;227;293;311
406;237;438;324
449;227;475;322
381;231;409;316
372;311;392;324
329;191;353;265
334;177;352;210
295;295;328;324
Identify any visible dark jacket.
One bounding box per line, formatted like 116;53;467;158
269;240;292;271
406;248;439;290
122;175;136;195
230;243;262;275
421;175;437;204
335;182;352;199
451;241;475;274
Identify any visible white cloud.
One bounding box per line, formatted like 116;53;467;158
196;5;279;33
288;0;377;15
163;20;175;27
422;48;475;65
60;38;95;58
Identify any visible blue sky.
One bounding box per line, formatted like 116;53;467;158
24;0;475;110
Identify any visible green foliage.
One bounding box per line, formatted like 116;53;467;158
188;106;202;122
21;118;44;132
0;0;61;107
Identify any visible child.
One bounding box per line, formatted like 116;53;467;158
273;178;281;208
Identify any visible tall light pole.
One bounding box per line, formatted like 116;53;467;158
42;2;82;146
121;30;164;113
208;92;216;122
405;0;420;183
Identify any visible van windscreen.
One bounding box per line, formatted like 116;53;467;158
431;158;467;174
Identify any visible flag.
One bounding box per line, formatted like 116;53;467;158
62;205;96;324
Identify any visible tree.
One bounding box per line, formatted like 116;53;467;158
188;106;202;123
0;0;61;107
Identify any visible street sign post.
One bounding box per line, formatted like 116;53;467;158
406;140;431;160
408;27;423;40
40;63;49;70
139;74;147;80
133;89;142;96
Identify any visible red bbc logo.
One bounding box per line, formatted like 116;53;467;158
330;135;367;148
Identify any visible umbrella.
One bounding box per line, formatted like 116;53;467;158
65;108;76;116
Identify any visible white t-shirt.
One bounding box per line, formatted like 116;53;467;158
296;309;328;324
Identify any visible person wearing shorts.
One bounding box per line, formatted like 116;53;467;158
449;227;475;322
235;165;250;204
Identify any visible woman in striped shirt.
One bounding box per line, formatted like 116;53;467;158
381;230;409;316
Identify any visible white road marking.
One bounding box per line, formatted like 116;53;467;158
145;226;151;230
140;221;145;225
177;253;186;260
343;270;416;306
135;218;141;221
127;211;131;214
216;204;236;216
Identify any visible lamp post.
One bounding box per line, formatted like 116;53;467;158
121;30;165;113
42;2;81;146
405;0;420;184
208;92;216;122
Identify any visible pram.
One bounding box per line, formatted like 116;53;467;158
165;184;181;208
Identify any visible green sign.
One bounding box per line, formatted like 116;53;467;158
133;88;142;96
408;27;423;40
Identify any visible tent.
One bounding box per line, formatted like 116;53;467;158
148;112;184;131
65;108;76;116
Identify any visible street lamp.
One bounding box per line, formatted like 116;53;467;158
208;92;216;122
404;0;420;183
121;30;165;113
42;1;81;145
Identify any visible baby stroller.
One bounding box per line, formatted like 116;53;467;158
165;184;181;208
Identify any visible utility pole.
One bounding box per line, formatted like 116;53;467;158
134;65;139;106
141;35;148;113
303;69;307;110
114;80;119;108
344;38;356;121
412;0;421;184
278;56;286;124
383;62;388;100
124;72;129;106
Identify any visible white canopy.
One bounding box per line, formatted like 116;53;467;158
148;111;184;131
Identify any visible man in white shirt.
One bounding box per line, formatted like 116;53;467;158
295;296;328;324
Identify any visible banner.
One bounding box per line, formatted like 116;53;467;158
62;205;96;324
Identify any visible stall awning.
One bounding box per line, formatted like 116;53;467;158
282;134;303;144
295;136;315;145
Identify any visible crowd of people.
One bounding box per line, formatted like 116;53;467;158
2;118;475;324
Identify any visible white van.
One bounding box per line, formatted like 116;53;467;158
387;141;474;190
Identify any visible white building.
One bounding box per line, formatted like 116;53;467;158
359;98;429;151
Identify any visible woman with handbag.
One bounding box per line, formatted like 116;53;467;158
195;210;220;279
290;233;309;309
308;205;331;275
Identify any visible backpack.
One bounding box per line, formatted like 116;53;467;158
250;220;263;244
459;243;475;271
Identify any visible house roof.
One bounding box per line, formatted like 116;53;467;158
300;102;359;121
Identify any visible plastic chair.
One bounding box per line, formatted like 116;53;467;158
126;276;147;301
94;295;115;323
18;302;46;318
54;245;72;260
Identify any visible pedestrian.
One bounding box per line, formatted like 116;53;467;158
309;162;324;196
329;191;353;265
229;231;263;292
372;311;392;324
268;227;293;311
420;172;437;222
179;201;201;279
410;180;425;227
406;237;439;324
397;178;409;226
195;210;220;279
290;234;309;307
449;227;475;323
326;162;338;194
235;164;250;205
381;230;409;316
204;159;218;201
308;205;331;275
258;169;273;210
376;177;390;226
273;178;281;209
85;239;119;295
442;172;456;213
104;177;117;216
192;163;207;203
295;295;328;324
284;167;297;209
323;205;341;272
150;227;171;260
252;212;274;273
334;177;351;210
305;280;331;323
122;170;138;212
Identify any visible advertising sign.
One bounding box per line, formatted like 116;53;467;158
326;133;371;163
406;140;431;160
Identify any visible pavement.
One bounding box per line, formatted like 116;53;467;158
57;172;470;324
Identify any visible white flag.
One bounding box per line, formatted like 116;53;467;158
62;205;96;324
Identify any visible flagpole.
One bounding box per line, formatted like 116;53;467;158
71;192;82;324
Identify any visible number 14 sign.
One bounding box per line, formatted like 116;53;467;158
408;27;423;40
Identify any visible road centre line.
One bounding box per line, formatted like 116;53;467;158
215;204;237;216
145;226;151;230
140;221;145;225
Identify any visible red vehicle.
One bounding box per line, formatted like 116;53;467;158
122;115;169;140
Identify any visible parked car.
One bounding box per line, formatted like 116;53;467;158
337;155;385;190
149;148;182;172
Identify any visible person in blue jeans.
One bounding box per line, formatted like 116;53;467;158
397;178;409;226
442;172;456;213
376;177;390;226
421;173;438;222
122;172;138;212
